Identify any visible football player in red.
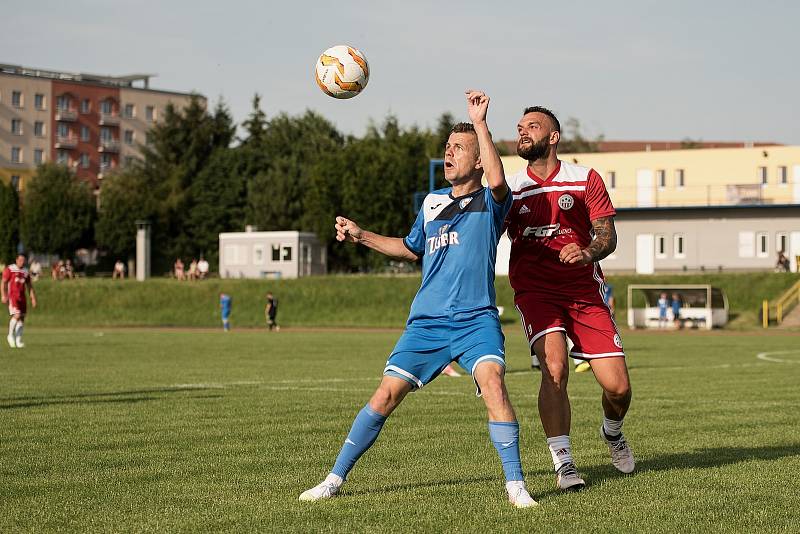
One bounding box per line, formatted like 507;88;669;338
505;107;634;491
1;253;37;348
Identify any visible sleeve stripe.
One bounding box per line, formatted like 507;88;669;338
403;237;423;257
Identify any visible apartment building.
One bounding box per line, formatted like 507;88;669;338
0;63;202;192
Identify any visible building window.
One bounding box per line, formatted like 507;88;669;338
758;166;767;185
675;169;685;188
57;123;69;137
34;121;45;137
124;130;134;145
755;232;769;258
607;171;616;189
145;132;152;145
656;169;666;189
11;147;22;163
33;149;44;164
80;153;90;169
253;245;265;264
11;119;22;135
655;234;667;258
57;149;69;164
100;153;112;170
282;245;293;261
34;93;46;110
776;232;788;255
778;166;787;185
100;127;113;142
673;234;685;258
81;125;90;141
145;106;155;121
57;95;70;110
124;104;135;118
81;99;91;113
101;100;113;114
271;244;281;261
12;91;22;108
10;175;20;191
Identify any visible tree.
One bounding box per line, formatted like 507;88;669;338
185;148;247;267
559;118;602;153
136;96;236;271
240;94;268;146
95;165;159;260
20;163;95;257
0;180;19;262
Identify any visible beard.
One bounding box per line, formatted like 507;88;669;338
517;135;550;161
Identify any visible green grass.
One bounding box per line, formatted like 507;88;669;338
26;272;800;329
2;327;799;532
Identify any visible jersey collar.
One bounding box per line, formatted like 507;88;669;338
526;160;561;185
448;186;484;201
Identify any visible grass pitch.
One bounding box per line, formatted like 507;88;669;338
1;327;799;532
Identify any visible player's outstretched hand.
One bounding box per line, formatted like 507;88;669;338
0;295;7;304
559;243;592;265
335;216;363;243
465;89;489;124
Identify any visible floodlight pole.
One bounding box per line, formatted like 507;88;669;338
135;220;151;282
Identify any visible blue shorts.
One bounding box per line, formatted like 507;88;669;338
221;311;231;320
384;311;506;395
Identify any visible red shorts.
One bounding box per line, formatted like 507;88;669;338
8;299;26;316
514;293;624;360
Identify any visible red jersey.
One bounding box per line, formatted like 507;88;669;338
505;160;616;302
2;265;30;304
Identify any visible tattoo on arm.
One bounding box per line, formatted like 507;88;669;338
585;217;617;262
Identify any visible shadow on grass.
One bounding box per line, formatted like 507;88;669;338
343;474;500;496
535;443;800;501
0;385;222;410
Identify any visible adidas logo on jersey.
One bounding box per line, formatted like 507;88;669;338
518;205;530;214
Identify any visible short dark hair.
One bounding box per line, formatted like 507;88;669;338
450;122;476;135
523;106;561;133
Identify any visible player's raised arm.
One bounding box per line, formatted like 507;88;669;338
335;216;419;262
466;90;508;203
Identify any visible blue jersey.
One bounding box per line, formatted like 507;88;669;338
402;186;512;322
220;294;232;315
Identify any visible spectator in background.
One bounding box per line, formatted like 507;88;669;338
64;260;75;279
174;258;185;281
29;258;42;281
51;262;60;281
671;293;682;329
265;292;280;331
188;259;198;281
658;292;669;329
775;250;790;273
113;260;126;280
197;257;209;280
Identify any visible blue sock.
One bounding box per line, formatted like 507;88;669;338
331;405;387;480
489;421;524;481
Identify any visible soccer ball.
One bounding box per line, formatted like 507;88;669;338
314;45;369;99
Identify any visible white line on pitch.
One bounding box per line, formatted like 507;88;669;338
756;350;800;364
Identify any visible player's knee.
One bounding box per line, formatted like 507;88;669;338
540;358;568;386
605;382;631;401
370;384;403;414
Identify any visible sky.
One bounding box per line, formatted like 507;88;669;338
5;0;800;144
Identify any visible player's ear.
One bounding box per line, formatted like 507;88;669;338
474;155;483;171
550;130;560;146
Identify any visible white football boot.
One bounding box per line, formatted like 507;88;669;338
505;480;538;508
600;427;635;473
299;474;343;501
7;334;15;348
556;462;586;491
15;337;24;348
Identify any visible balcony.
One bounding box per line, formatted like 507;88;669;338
55;109;77;122
55;135;78;149
98;140;120;153
99;113;120;126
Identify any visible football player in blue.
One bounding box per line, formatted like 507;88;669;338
299;91;537;508
219;293;232;332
